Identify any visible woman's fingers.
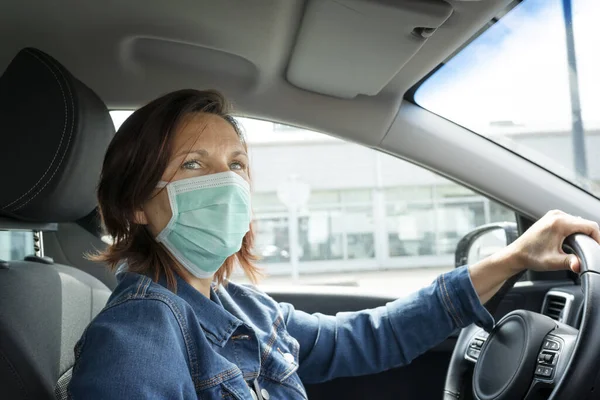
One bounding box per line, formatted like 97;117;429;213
563;215;600;243
544;212;599;273
545;249;579;272
515;211;600;273
549;211;600;241
569;255;581;273
550;253;580;273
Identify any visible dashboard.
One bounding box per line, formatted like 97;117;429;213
540;285;584;329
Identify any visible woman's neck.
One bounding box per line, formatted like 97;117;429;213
177;267;213;298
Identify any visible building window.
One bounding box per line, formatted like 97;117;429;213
253;216;290;264
299;210;344;261
386;202;435;257
0;231;34;261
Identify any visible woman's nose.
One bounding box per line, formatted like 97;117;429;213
212;161;231;174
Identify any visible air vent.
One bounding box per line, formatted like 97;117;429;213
544;296;566;320
542;291;573;323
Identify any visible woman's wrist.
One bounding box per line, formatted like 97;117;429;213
496;242;528;275
468;244;527;304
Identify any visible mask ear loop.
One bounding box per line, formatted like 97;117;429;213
156;181;169;189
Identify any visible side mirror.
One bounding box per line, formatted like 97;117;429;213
455;222;519;268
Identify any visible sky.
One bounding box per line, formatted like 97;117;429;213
416;0;600;134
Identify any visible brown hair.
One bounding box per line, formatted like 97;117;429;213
92;89;260;289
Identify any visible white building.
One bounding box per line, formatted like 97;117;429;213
244;120;600;277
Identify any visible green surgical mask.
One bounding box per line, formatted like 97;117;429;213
155;171;251;278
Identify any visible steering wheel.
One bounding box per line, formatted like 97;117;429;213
443;234;600;400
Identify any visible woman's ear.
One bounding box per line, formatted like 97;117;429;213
134;209;148;225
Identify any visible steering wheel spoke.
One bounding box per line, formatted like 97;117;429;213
524;325;579;399
464;329;489;363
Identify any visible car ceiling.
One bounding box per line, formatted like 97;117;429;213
1;0;512;146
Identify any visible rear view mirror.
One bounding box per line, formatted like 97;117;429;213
455;222;518;268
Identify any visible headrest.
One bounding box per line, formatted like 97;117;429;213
0;48;114;222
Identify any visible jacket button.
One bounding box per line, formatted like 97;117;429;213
250;388;258;400
261;388;270;400
283;352;295;363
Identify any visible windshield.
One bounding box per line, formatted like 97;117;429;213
415;0;600;196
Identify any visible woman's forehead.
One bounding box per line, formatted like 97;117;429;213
173;113;242;151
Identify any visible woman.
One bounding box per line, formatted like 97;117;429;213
69;89;599;399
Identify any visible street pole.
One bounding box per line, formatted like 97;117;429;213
288;205;300;280
277;175;310;281
561;0;587;178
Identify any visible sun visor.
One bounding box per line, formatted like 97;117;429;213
287;0;453;98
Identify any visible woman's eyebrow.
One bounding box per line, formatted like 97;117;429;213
231;150;248;158
173;149;209;158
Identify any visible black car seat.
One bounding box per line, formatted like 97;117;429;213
43;212;119;290
0;48;114;399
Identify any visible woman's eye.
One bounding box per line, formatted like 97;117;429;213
182;160;202;170
230;161;245;171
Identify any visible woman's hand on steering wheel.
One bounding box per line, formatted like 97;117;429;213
445;212;600;400
468;211;600;305
508;210;600;273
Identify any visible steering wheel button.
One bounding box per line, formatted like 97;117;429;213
467;348;480;359
476;331;489;339
535;365;553;378
543;340;560;351
538;351;556;364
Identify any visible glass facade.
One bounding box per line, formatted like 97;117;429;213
0;231;34;261
252;182;514;276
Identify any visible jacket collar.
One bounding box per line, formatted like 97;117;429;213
117;265;249;347
158;273;244;347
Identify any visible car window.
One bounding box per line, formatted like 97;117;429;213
0;231;34;261
415;0;600;197
111;112;516;293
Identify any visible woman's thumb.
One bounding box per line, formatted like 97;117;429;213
565;254;580;273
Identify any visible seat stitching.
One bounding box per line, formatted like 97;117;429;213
11;49;76;211
0;349;29;399
1;49;68;210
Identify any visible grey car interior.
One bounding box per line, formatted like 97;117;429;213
0;48;113;400
0;0;598;399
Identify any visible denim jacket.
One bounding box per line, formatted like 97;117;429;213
69;266;493;399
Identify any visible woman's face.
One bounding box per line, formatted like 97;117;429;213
139;113;249;237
